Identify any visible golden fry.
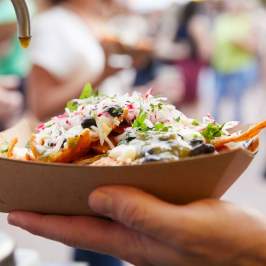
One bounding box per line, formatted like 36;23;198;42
7;138;18;158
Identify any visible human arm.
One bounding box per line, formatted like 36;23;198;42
232;36;258;55
27;64;91;121
27;11;105;121
8;186;266;266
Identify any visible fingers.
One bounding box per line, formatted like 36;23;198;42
8;212;128;257
89;186;196;247
8;212;182;265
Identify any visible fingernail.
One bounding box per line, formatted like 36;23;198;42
8;213;20;226
89;191;113;217
8;213;29;229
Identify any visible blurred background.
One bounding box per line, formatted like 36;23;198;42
1;0;266;265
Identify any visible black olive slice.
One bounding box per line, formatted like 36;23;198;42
190;139;204;146
190;144;215;156
107;106;123;117
81;118;97;129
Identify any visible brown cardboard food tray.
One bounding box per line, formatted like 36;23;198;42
0;117;254;216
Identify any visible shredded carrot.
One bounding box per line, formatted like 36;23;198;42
7;138;18;158
212;121;266;148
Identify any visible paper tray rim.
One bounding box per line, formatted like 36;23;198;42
0;147;255;169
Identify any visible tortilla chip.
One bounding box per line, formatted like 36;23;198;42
31;129;95;163
91;157;123;166
75;155;106;165
246;137;259;153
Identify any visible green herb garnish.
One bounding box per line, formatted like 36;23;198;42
0;141;9;154
66;101;78;112
201;123;224;142
150;103;163;112
132;111;149;132
79;83;96;99
66;84;98;112
154;122;170;132
192;119;200;126
175;117;181;123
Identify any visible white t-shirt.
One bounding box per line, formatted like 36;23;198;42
29;7;105;82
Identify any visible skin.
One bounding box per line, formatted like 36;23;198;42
8;186;266;266
27;64;90;121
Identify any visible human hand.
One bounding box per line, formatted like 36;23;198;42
8;186;266;266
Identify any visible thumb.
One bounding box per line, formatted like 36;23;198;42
89;186;192;245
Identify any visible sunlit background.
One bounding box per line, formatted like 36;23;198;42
1;0;266;265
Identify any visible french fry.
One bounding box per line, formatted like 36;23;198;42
7;138;18;158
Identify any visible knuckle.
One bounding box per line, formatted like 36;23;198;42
119;201;148;230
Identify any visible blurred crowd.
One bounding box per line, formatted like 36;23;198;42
1;0;266;265
1;0;266;130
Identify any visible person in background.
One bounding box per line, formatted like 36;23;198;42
0;0;35;129
212;0;258;122
27;0;106;122
153;1;212;114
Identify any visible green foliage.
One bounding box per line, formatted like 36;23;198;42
0;141;9;154
66;84;97;112
66;101;78;112
201;123;224;142
154;122;169;132
132;111;149;132
79;83;96;99
192;119;200;126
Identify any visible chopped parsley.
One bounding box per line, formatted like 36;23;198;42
79;83;97;99
132;111;149;132
0;141;9;154
66;100;78;112
150;102;163;112
201;123;224;142
154;122;170;132
175;117;181;123
192;119;200;126
66;84;97;112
